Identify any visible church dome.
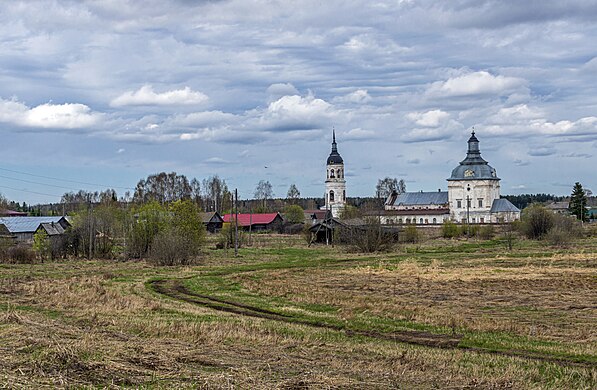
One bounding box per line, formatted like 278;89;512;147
327;130;343;165
448;132;499;180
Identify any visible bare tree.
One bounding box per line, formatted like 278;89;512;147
202;175;229;212
254;180;274;211
133;172;192;204
287;184;300;203
376;177;406;199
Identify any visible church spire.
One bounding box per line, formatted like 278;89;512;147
467;129;480;156
331;127;337;153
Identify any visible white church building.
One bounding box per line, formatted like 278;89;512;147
383;132;520;225
322;130;347;217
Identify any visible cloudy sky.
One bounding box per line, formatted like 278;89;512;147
1;0;596;204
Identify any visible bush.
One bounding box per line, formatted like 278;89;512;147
148;229;199;266
546;214;581;246
402;225;420;243
283;223;304;235
521;204;554;239
442;220;459;238
3;245;36;264
337;217;397;253
478;225;494;240
217;223;244;249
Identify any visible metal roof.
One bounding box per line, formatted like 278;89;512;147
390;191;448;206
0;216;67;233
327;129;344;165
0;224;10;235
490;199;520;213
199;212;224;224
38;222;66;236
0;209;28;217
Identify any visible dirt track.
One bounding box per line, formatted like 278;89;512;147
150;278;597;369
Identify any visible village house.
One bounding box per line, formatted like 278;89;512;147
199;211;224;233
0;216;71;242
222;213;284;232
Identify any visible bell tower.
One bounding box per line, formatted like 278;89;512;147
323;129;346;217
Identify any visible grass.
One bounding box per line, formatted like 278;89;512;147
0;233;595;388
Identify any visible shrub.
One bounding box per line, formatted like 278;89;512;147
520;204;554;239
402;225;420;243
337;217;397;253
546;213;581;246
217;223;244;250
442;220;459;238
5;245;36;264
283;223;304;235
148;229;199;266
478;225;494;240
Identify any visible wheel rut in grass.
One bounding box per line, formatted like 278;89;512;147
149;278;597;369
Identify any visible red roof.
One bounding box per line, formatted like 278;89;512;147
222;213;282;226
0;209;27;217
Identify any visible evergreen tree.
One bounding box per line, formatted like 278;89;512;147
569;182;588;222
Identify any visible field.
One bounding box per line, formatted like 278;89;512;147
1;235;596;389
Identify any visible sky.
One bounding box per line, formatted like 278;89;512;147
1;0;597;204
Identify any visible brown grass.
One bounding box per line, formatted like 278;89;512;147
0;237;596;388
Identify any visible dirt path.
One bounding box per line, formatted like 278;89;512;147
149;278;597;369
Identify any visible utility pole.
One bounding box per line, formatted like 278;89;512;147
466;195;471;237
234;188;239;257
88;201;93;259
249;203;252;246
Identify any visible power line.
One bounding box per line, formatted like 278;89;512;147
0;174;80;191
0;184;61;198
0;167;135;190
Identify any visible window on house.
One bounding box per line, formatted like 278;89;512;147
329;190;335;202
398;219;403;224
472;218;476;223
478;199;483;208
457;200;462;208
480;217;485;223
424;219;428;224
467;198;471;208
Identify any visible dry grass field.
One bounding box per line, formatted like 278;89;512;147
1;234;596;388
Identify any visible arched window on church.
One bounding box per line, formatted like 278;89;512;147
343;190;345;201
330;169;335;178
419;218;423;224
338;169;342;178
329;190;335;202
432;218;437;224
406;218;411;224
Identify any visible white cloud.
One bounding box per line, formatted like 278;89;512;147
257;94;335;131
333;89;372;104
483;105;597;138
110;85;208;107
266;83;300;100
427;71;527;98
0;98;101;129
343;127;374;140
406;109;450;127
